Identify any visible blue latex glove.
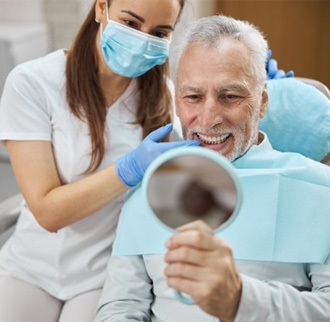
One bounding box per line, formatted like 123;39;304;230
116;124;200;187
266;49;294;80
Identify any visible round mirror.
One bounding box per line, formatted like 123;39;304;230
143;147;242;233
142;146;242;305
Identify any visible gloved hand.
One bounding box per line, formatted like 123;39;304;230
116;124;200;187
266;49;294;80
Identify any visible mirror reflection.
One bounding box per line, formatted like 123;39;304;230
147;154;239;231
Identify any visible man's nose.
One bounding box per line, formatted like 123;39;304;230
199;98;224;128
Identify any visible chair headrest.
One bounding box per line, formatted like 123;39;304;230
259;78;330;161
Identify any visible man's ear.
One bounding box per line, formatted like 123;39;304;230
259;84;268;119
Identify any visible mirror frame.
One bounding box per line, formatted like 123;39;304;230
142;146;243;233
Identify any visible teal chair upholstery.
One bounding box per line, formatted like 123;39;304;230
260;78;330;163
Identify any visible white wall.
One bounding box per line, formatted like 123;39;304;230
44;0;94;50
0;0;50;95
189;0;216;17
0;0;96;95
0;0;45;23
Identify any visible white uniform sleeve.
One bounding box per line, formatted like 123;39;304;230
235;256;330;322
95;255;153;322
0;66;51;142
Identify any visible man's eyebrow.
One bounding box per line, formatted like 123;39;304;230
178;86;204;94
216;85;249;94
121;10;174;30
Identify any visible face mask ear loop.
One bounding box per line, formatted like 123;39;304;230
106;0;110;23
100;22;103;39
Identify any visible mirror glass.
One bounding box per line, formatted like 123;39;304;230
146;152;241;232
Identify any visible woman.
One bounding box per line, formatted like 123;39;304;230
0;0;198;321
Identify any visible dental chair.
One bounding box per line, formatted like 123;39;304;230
259;77;330;165
292;77;330;165
0;77;330;248
296;77;330;100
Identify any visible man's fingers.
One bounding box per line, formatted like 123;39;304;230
166;228;215;251
176;220;212;233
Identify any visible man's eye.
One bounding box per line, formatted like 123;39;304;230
220;94;240;101
185;95;201;101
227;94;239;100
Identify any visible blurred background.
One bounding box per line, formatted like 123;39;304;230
215;0;330;89
0;0;329;201
0;0;329;94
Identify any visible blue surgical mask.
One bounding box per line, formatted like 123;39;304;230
99;9;170;78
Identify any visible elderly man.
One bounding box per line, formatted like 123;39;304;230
95;15;330;322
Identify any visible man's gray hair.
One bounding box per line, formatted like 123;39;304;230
175;15;269;87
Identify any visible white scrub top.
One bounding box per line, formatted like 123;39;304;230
0;50;151;299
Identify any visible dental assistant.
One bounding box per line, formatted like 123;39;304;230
0;0;199;321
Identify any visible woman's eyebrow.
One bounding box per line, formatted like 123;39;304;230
121;10;145;23
157;25;174;31
121;10;174;30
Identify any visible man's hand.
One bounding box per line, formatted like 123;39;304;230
164;220;242;322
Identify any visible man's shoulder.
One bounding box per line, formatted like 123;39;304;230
234;145;330;189
268;147;327;170
236;144;327;169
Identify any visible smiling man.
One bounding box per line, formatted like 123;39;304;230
95;15;330;322
175;21;268;162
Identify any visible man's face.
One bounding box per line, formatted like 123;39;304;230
176;39;268;161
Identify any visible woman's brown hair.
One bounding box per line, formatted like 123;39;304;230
66;0;186;173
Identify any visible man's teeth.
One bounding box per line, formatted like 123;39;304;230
197;133;230;144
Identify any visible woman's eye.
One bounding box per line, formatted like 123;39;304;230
154;31;167;39
124;20;138;29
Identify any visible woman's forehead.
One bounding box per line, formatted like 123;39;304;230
110;0;182;24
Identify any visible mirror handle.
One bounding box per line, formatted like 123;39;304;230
173;289;195;305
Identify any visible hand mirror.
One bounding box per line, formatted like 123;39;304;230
142;146;242;304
